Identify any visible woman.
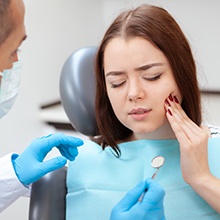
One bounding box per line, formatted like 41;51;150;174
66;4;220;219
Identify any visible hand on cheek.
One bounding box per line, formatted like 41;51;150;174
164;94;211;186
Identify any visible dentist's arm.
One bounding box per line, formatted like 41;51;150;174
12;133;83;185
110;178;165;220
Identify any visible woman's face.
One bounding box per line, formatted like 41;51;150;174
104;37;181;139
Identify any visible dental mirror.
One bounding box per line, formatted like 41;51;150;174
139;156;165;202
151;156;165;179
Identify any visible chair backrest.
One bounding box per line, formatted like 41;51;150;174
29;47;98;220
29;167;67;220
60;46;98;136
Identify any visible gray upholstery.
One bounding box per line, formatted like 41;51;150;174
29;167;67;220
60;46;98;136
29;46;98;220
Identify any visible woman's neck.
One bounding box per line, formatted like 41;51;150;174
131;122;176;141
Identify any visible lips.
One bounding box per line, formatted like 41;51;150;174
128;108;151;121
129;108;151;115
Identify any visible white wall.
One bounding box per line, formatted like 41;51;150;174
101;0;220;91
0;0;220;219
202;93;220;126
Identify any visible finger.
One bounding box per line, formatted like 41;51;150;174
165;108;191;144
165;97;203;142
38;156;67;176
166;109;196;143
172;104;201;137
166;96;199;134
142;179;165;206
46;133;84;149
34;133;83;159
116;180;147;211
169;110;208;145
58;145;79;161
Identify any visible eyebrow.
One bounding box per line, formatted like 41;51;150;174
20;34;27;44
105;62;165;77
135;62;165;71
17;34;27;48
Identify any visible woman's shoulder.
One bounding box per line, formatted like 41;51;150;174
208;124;220;138
78;139;102;154
75;139;116;160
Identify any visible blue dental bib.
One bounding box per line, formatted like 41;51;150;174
66;138;220;219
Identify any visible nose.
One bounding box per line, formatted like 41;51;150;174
128;79;145;102
2;52;19;71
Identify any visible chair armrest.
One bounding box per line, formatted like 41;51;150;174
29;166;67;220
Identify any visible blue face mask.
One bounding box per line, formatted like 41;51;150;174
0;61;22;118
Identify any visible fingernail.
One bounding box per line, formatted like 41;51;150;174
165;99;171;106
174;96;179;104
167;109;172;116
169;94;173;102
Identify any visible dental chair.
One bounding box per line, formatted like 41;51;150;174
29;46;97;220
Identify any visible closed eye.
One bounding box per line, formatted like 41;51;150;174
143;74;161;81
110;81;126;88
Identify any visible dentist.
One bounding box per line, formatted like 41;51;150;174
0;0;83;212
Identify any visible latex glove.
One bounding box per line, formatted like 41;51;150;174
110;178;165;220
12;133;83;185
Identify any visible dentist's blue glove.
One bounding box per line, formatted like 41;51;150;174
12;133;83;185
110;178;165;220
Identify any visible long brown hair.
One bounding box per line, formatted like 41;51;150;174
95;4;201;157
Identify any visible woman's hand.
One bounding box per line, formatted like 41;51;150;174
164;94;211;186
164;94;220;213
